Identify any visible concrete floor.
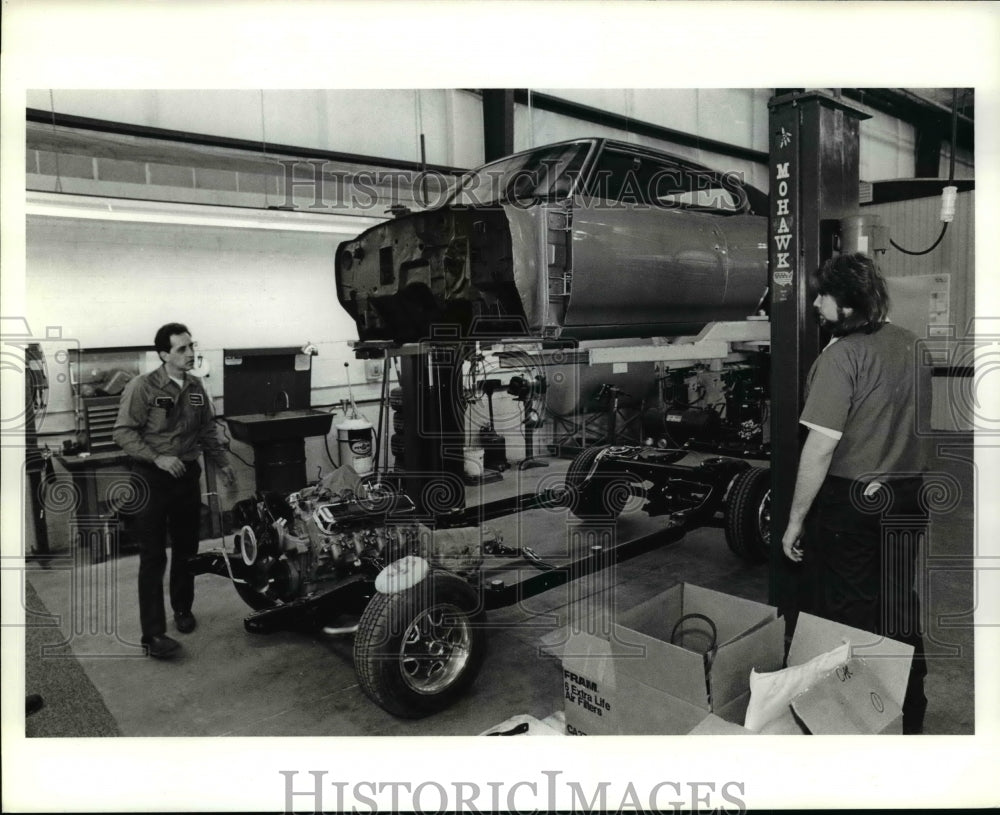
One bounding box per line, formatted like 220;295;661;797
23;443;975;737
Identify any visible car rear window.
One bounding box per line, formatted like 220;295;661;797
446;143;591;207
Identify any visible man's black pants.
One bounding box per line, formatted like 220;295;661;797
130;460;202;639
804;474;928;734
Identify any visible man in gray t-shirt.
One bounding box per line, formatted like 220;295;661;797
800;321;932;481
781;253;931;734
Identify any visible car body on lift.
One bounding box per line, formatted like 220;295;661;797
335;138;769;343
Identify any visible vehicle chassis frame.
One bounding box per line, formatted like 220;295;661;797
192;323;768;634
191;482;696;633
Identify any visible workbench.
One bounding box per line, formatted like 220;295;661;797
53;450;133;561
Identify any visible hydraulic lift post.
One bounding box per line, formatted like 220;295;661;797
767;91;871;619
399;345;468;519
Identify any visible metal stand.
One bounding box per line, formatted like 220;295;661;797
548;386;643;458
478;379;509;475
518;407;549;471
513;388;548;470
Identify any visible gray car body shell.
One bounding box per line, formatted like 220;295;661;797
335;138;768;343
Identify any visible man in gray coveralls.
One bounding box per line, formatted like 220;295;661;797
114;323;235;659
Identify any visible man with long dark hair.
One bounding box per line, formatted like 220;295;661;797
781;253;933;733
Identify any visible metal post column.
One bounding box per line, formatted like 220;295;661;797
399;347;467;520
767;91;870;616
482;90;515;162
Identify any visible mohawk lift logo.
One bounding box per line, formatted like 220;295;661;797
771;124;795;297
772;160;794;289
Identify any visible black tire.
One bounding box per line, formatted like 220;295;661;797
724;466;771;562
564;445;636;520
564;444;605;487
564;444;609;518
353;571;487;718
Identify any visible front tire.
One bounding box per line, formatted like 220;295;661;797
353;571;487;718
724;466;770;562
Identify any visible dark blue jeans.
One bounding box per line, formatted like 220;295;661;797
130;459;202;639
805;474;928;734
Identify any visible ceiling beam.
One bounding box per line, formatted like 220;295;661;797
839;88;974;154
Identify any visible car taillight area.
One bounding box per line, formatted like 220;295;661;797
336;207;525;343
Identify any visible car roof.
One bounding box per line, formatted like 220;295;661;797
594;138;719;171
457;137;768;215
477;137;718;174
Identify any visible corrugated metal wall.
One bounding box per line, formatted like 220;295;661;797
865;190;976;431
866;190;975;338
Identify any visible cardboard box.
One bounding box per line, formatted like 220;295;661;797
555;583;785;735
791;657;902;734
784;614;913;735
687;711;755;735
733;612;914;735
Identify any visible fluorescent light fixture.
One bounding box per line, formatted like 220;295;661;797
25;191;387;236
